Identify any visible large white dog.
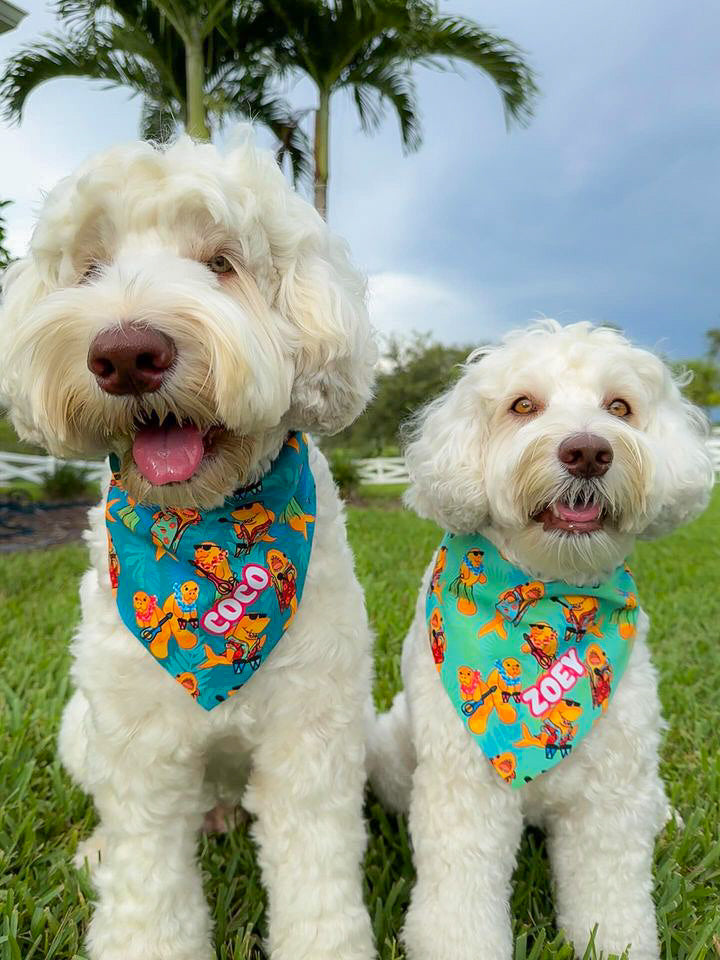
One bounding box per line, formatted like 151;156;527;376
368;321;713;960
0;136;378;960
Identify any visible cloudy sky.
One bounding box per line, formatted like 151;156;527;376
1;0;718;358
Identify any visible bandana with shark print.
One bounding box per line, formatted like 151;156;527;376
106;432;316;710
427;533;638;788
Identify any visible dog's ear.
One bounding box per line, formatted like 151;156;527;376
0;257;40;337
0;257;49;446
224;134;376;433
403;369;490;533
1;256;29;296
639;370;714;539
275;211;377;435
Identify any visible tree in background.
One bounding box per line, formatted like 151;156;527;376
706;328;720;363
0;0;310;178
331;332;475;455
0;0;537;216
0;200;12;271
678;328;720;415
266;0;538;217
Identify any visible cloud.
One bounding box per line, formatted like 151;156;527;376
0;0;142;257
368;271;501;345
1;127;72;255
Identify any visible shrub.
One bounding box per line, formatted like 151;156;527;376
41;463;94;500
328;451;360;501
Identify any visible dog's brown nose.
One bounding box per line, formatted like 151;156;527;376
558;433;613;478
87;326;176;395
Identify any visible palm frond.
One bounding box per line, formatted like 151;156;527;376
352;84;386;135
105;22;183;103
0;31;132;122
344;63;421;152
139;97;180;143
208;70;312;183
54;0;108;32
272;114;313;185
262;0;323;84
401;14;538;127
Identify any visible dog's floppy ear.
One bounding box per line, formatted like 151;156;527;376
276;215;377;435
0;257;49;446
403;367;490;533
1;256;28;296
639;369;714;539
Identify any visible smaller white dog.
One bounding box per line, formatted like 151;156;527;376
368;321;713;960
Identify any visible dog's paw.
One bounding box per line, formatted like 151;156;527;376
74;827;107;872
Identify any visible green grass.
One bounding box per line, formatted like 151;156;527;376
0;414;46;456
1;494;719;959
0;481;48;501
355;483;407;504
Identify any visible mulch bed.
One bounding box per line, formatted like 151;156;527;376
0;489;402;552
0;494;94;552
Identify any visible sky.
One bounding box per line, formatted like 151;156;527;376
1;0;719;359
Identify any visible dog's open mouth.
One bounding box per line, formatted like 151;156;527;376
533;497;605;534
132;413;226;486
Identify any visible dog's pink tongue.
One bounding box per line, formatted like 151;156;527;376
556;501;602;522
133;421;204;485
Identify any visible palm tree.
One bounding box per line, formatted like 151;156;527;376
0;200;12;270
1;0;537;216
262;0;538;217
0;0;311;179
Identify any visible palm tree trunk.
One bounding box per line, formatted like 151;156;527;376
185;25;210;141
314;87;330;219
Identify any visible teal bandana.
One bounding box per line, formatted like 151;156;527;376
106;432;316;710
427;533;638;788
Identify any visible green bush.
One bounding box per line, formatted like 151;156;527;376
41;463;94;500
328;451;360;500
0;412;47;455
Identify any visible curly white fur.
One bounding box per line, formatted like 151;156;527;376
1;133;378;960
367;320;714;960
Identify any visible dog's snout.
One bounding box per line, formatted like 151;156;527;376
87;326;176;395
558;433;613;478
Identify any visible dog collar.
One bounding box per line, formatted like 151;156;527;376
427;533;638;788
106;432;316;710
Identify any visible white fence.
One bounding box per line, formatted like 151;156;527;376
1;433;720;488
0;450;413;487
708;432;720;475
354;456;410;485
0;451;107;486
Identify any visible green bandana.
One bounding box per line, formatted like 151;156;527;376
427;533;638;788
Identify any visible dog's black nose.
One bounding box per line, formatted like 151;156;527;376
87;326;176;395
558;433;613;478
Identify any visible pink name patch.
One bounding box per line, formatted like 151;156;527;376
201;564;271;635
520;647;586;717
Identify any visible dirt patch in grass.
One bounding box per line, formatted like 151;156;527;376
0;495;92;552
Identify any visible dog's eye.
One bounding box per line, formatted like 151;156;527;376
207;254;233;275
510;396;537;415
606;398;631;418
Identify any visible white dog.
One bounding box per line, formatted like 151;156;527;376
0;135;378;960
368;321;713;960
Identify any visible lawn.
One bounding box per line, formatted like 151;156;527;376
0;415;45;457
1;490;719;960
